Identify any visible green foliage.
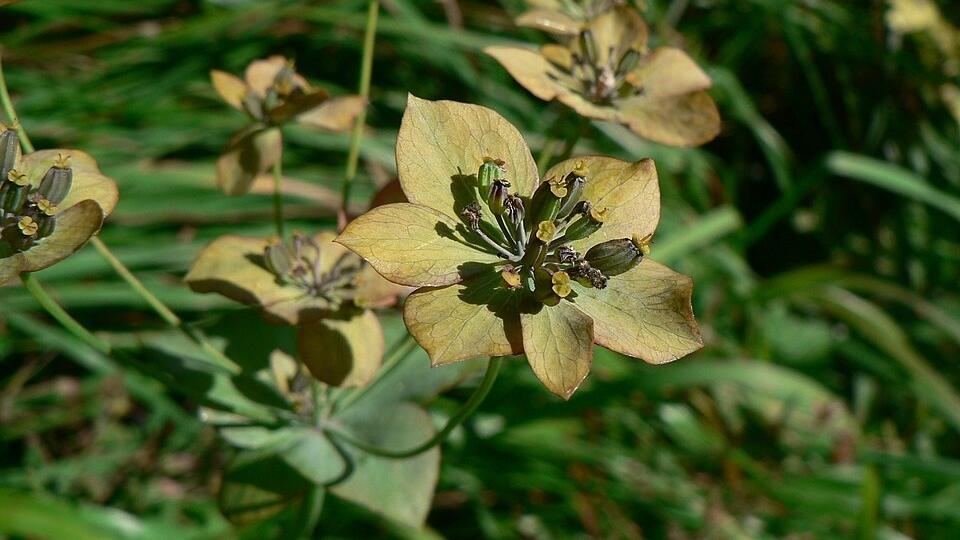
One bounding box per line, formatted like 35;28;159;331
1;0;959;538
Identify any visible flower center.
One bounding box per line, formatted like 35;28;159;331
0;147;71;258
461;158;649;305
263;232;361;306
568;29;643;104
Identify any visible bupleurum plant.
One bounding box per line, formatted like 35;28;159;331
185;230;405;387
0;125;118;285
211;56;366;195
487;5;720;147
337;95;703;399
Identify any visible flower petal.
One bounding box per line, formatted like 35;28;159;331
570;259;703;363
19;149;119;217
485;46;565;103
243;56;309;98
211;69;248;111
184;235;331;325
298;309;384;387
520;301;594;400
545;156;660;251
336;203;500;288
296;95;366;132
403;270;523;366
515;9;582;35
625;47;712;99
396;95;539;217
21;199;104;272
216;127;283;196
618;90;720;147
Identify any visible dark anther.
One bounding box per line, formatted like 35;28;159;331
461;202;483;231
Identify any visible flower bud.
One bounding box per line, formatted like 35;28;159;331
477;158;506;196
0;128;19;181
37;155;73;205
488;179;510;216
584;237;643;277
264;239;294;277
563;205;607;242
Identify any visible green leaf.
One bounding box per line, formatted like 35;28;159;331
521;300;595;399
331;403;440;528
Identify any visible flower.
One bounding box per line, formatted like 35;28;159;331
210;56;367;195
185;230;406;387
0;127;119;286
486;6;720;147
336;95;703;399
515;0;626;35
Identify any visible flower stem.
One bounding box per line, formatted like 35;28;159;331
272;154;285;238
340;0;379;220
327;356;502;459
335;334;416;413
89;237;241;374
0;52;35;153
21;273;111;355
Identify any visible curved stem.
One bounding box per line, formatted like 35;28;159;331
272;155;285;238
89;237;241;374
340;0;379;220
0;52;35;152
328;356;502;459
335;334;416;413
21;273;111;355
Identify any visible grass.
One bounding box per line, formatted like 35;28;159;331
1;0;960;538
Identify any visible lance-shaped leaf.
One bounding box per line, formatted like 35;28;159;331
403;270;523;366
521;301;595;399
336;202;501;287
545;156;660;251
571;260;702;363
298;309;384;387
216;127;282;196
396;94;540;219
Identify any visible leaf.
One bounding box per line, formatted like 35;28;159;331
211;69;247;110
21;199;104;273
619;90;721;147
331;403;440;528
280;429;349;485
571;260;702;364
216;127;282;196
544;156;660;252
220;451;311;526
520;300;595;399
336;202;499;287
403;270;523;366
396;94;539;219
515;9;582;35
19;149;119;216
296;95;366;132
826;151;960;222
298;309;384;387
484;45;568;103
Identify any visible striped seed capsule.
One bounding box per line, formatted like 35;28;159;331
37;155;73;205
528;176;565;225
617;49;641;75
564;205;607;242
264;240;294;277
584;237;644;277
0;128;19;181
0;170;30;213
477;158;506;197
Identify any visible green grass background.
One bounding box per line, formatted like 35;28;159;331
1;0;959;538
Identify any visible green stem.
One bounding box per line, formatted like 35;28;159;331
89;237;241;374
272;154;285;238
21;273;111;355
340;0;379;217
0;52;35;152
328;356;502;459
336;334;416;413
556;115;588;163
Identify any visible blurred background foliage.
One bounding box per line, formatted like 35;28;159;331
1;0;959;538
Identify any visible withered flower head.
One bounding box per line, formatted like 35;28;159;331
210;56;367;196
487;6;720;147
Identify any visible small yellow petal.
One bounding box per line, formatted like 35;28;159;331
536;220;557;242
551;270;572;298
37;199;57;216
18;216;38;236
633;233;653;256
590;206;608;223
501;267;522;289
548;176;568;197
7;169;28;186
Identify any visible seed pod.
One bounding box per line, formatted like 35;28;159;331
528;177;564;225
477;158;506;197
488;179;510;216
580;30;598;65
584;238;643;277
533;267;561;306
617;49;641;75
564;206;607;242
557;165;587;218
38;156;73;205
0;128;20;181
264;240;294;277
0;170;30;212
36;214;56;238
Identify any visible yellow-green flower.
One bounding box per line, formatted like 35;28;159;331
337;96;703;399
0;128;119;286
210;56;367;195
185;231;406;387
515;0;626;35
487;6;720;147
